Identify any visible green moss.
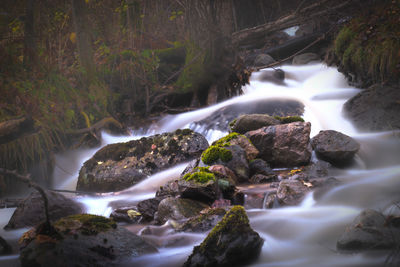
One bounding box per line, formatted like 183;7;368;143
198;205;249;252
333;1;400;85
183;171;216;184
175;128;193;136
55;214;117;236
213;132;241;146
201;145;232;165
274;116;304;124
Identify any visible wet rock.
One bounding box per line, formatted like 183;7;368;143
230;114;280;134
257;69;285;85
249;174;278;184
5;191;83;230
208;165;239;185
19;214;157;267
343;84;400;132
0;236;12;255
178;179;219;204
191;98;304;132
312;177;341;200
276;180;309;206
183;206;263;267
301;160;334;178
176;208;227;233
156;197;209;225
77;129;209;192
156;180;180;198
337;209;400;250
137;197;163;222
253;54;275;67
225;134;259;161
249;158;274;177
311;130;360;166
200;145;250;183
110;207;141;223
292;53;319;65
246;122;312;167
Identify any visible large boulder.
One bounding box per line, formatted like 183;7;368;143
246;122;312;167
19;214;157;267
311;130;360;166
230;114;280;134
191;98;304;132
337;209;400;251
5;191;83;230
155;197;209;225
343;84;400;132
183;205;264;267
77;129;209;192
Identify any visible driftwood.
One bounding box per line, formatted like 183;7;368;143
66;116;126;136
0;168;51;229
232;0;355;47
0;116;35;144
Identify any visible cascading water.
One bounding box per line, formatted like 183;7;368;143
2;63;400;266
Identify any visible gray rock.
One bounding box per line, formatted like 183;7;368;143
343;84;400;132
292;53;319;65
5;191;83;230
137;197;163;222
337;209;400;250
246;122;312;167
249;174;278;184
253;54;275;67
276;180;309;206
176;208;227;233
311;130;360;166
183;206;263;267
77;129;209;192
110;206;141;223
156;197;209;225
192;98;304;132
19;215;157;267
231;114;280;134
249;158;274;177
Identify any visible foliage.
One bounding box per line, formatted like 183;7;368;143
334;0;400;85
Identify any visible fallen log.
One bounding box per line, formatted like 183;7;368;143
0;116;35;144
232;0;356;48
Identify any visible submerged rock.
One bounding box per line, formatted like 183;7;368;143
19;214;157;267
77;129;208;192
110;207;141;223
5;191;83;230
246;121;312;167
343;84;400;132
311;130;360;166
183;205;263;267
337;209;400;251
230;114;280;134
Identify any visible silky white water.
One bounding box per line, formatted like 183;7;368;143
2;63;400;266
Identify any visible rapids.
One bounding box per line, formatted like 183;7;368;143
2;63;400;266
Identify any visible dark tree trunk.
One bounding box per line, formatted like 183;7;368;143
23;0;36;71
71;0;95;81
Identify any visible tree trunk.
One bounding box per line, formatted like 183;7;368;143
23;0;36;71
71;0;95;81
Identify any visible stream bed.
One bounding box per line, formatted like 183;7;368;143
2;63;400;266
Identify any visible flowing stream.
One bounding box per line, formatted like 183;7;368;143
2;63;400;266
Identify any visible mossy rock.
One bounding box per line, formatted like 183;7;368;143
274;115;304;124
183;171;216;184
201;145;233;165
183;206;264;267
55;214;117;236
